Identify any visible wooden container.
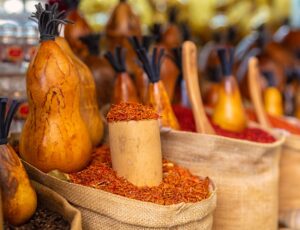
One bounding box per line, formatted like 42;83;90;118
108;103;163;187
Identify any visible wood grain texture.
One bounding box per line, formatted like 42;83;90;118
182;41;215;134
248;57;272;129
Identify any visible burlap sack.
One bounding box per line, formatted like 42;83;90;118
279;133;300;213
32;181;82;230
160;129;284;230
24;161;217;230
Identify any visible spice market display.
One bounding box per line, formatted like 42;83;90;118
1;0;300;229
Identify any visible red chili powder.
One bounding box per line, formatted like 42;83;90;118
246;109;300;135
107;102;159;122
69;146;211;205
173;105;276;143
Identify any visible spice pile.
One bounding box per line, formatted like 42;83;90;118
173;105;196;132
173;105;276;143
4;205;70;230
247;109;300;135
69;146;211;205
107;102;160;122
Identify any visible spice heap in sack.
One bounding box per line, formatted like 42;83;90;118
69;145;211;205
70;103;211;205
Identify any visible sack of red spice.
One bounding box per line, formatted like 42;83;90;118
22;153;217;230
161;128;284;230
248;111;300;215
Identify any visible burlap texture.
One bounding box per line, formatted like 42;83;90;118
24;161;217;230
161;130;284;230
279;133;300;213
32;181;82;230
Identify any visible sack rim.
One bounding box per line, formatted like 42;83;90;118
31;180;82;230
24;161;217;227
162;129;285;148
26;161;217;209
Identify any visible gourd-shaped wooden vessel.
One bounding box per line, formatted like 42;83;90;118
150;24;180;101
212;48;247;132
62;0;92;59
80;33;115;107
55;36;104;147
105;47;139;104
0;99;37;226
129;36;155;103
135;47;180;130
262;71;283;117
20;3;92;173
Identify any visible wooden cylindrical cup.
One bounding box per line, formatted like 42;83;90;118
108;103;163;187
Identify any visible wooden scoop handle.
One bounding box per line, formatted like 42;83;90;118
182;41;215;134
248;57;272;129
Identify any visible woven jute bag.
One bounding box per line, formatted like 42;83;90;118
31;181;82;230
160;129;284;230
279;132;300;213
23;161;217;230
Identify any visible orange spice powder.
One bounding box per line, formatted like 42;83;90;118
107;102;160;122
69;146;211;205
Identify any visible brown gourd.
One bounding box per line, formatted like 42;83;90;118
212;48;247;132
262;71;284;117
159;47;180;101
161;6;182;50
171;23;191;105
105;47;139;104
0;98;37;226
150;23;180;101
20;3;92;173
79;33;115;107
129;36;155;103
62;0;92;59
135;47;180;130
105;0;141;72
55;36;104;147
105;0;145;105
200;32;224;107
48;5;103;146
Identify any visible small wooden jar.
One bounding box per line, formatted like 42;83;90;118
107;103;162;187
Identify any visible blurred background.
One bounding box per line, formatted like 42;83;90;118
0;0;298;134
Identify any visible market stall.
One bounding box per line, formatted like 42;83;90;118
0;0;300;229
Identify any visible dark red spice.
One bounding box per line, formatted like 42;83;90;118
69;146;211;205
247;109;300;135
107;102;160;122
173;105;276;143
172;105;196;132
